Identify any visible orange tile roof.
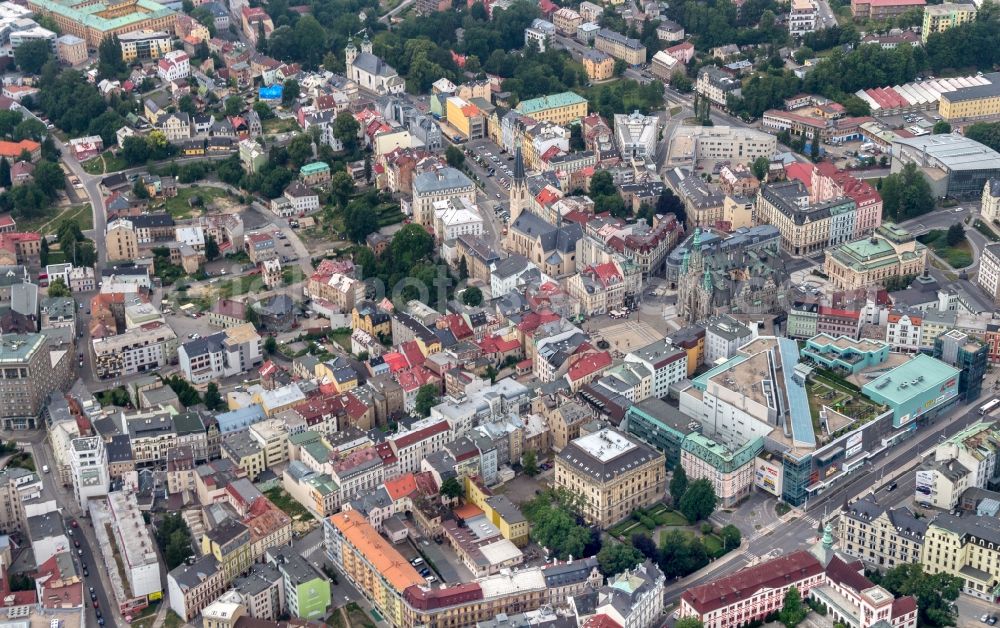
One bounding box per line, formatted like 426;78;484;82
384;473;417;501
453;503;484;520
329;510;426;592
0;139;40;159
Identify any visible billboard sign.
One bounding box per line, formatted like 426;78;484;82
754;457;782;496
845;432;863;459
916;471;934;500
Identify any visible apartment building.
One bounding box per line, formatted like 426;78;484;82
851;0;926;21
977;243;1000;304
921;513;1000;600
668;125;777;166
788;0;818;36
594;28;646;65
248;419;289;469
623;339;688;399
696;67;742;107
178;324;263;385
411;167;476;229
921;2;975;42
0;468;28;533
554;427;665;528
69;437;110;510
614;110;658;161
838;494;927;569
203;520;254;583
551;7;582;35
885;309;923;353
106;219;139;261
117;29;173;62
325;510;426;627
107;490;163;598
167;555;226;622
755;180;857;257
514;92;589;125
92;322;179;380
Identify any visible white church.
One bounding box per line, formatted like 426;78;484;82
345;36;406;96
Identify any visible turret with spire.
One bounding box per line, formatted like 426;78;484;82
345;39;358;70
508;138;528;224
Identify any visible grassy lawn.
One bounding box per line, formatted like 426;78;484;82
218;275;258;298
264;487;314;522
330;331;351;352
161;186;230;219
282;265;306;286
974;219;999;242
918;229;973;269
162;610;184;628
262;117;301;135
656;510;689;526
18;203;93;235
81;151;128;175
329;602;377;628
702;534;724;557
610;506;688;537
5;452;34;472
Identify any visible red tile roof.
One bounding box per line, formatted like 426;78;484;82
566;351;612;382
383;352;410;373
824;555;871;593
892;596;918;619
392;419;449;449
384;473;417;501
582;615;623;628
681;550;823;615
404;582;483;611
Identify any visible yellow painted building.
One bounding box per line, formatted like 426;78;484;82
920;514;1000;601
221;433;266;480
938;82;1000;121
514;92;588;126
106;219;138;262
921;2;976;42
465;477;530;547
202;520;253;582
583;50;615;81
352;302;392;338
446;96;485;140
326;511;426;627
554;427;665;528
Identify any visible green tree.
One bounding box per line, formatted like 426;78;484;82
344;198;379;243
157;513;194;570
522;489;594;560
946;222;965;246
121;135;151;166
0;158;9;188
39;236;48;266
462;286;483;307
47;277;71;297
569;124;585;150
872;563;961;627
597;541;644;576
286;134;314;169
203;382;223;410
522;449;538;476
679;478;717;522
224;95;244;117
332;112;360;153
589;169;616;198
879;163;934;221
779;586;807;628
282;78;301;106
669;462;688;505
132;178;150;199
33;161;65;197
675;619;705;628
414;384;439;417
205;235;220;261
751;156;770;181
253;101;274;120
97;34;127;79
445;145;465;169
14;39;52;75
809;128;821;162
439;476;464;499
932;120;951;134
720;524;741;550
964;121;1000;153
330;170;354;207
178;95;197;116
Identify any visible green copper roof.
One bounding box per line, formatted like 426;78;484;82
515;91;587;114
31;0;176;32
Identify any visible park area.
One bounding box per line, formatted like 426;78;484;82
159;186;233;219
807;370;888;439
918;227;973;269
608;504;736;560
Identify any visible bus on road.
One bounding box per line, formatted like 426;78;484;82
979;399;1000;415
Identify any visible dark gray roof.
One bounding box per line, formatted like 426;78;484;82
844;493;927;539
509;212;582;254
232;563;282;596
492;254;531;280
557;428;661;482
181;331;227;358
932;512;1000;545
169;554;220;590
106;434;133;463
131;213;175;229
350;52;398;78
542;556;599;587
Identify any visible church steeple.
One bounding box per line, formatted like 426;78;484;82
508;138;528;224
